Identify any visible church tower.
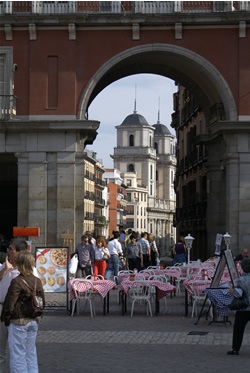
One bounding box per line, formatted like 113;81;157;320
113;101;157;197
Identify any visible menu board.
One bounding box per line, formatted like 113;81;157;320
35;247;68;293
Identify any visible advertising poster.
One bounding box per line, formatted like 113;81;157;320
35;247;68;293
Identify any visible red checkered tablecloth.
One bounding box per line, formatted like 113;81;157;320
68;279;116;300
120;280;175;300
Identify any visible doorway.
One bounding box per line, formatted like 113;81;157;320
0;154;17;240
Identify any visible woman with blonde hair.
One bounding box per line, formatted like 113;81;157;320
1;251;45;373
93;236;110;278
147;233;159;266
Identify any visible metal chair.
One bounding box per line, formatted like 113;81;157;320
71;279;95;317
129;281;152;317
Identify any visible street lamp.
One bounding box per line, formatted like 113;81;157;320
184;233;195;265
223;232;231;250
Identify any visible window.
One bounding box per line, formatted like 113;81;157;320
156;170;158;181
127;179;132;186
129;134;134;146
150;165;153;179
154;142;158;154
128;164;135;172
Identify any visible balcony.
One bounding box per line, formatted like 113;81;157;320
95;197;105;206
0;1;248;16
0;95;17;121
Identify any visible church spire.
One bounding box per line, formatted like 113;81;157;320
157;97;160;124
134;84;137;114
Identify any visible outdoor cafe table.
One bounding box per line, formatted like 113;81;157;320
68;278;116;316
120;279;175;316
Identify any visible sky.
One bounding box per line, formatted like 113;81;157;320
87;74;178;168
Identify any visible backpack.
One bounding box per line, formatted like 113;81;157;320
21;279;44;318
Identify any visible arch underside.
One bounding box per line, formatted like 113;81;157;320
79;44;237;122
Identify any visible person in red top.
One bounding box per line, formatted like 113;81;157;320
93;237;110;278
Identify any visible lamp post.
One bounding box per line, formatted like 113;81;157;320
184;233;195;265
223;232;231;250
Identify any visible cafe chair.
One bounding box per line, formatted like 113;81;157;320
148;275;168;312
189;279;213;318
71;279;95;317
129;281;152;317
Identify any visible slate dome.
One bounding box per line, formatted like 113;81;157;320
121;113;149;126
153;122;172;135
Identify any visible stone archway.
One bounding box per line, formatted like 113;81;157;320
78;44;237;122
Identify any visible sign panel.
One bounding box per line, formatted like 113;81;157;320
210;249;239;288
13;227;40;237
35;247;68;293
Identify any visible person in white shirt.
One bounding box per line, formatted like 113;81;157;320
105;231;123;284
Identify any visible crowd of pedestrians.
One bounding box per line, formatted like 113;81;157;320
71;228;160;283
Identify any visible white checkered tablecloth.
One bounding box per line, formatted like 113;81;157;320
68;279;116;301
206;288;234;316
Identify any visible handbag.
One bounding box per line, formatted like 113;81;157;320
22;279;44;318
102;250;110;260
68;254;78;274
229;288;249;311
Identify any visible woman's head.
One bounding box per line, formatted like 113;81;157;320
16;251;35;276
241;258;250;273
96;236;107;248
147;233;154;243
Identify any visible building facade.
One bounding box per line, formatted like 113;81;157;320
112;109;176;256
103;169;127;239
173;85;208;260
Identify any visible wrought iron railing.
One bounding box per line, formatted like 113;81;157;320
0;95;16;120
1;1;249;16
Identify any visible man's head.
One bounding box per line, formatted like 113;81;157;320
241;248;248;259
81;235;89;245
113;231;120;239
7;239;20;265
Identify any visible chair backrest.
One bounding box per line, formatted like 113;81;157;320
118;270;133;275
130;281;151;298
148;275;166;282
72;279;93;297
96;275;104;280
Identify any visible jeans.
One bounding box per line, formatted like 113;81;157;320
232;310;250;351
0;306;9;373
105;255;119;284
8;321;38;373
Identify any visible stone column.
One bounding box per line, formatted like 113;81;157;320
205;121;250;254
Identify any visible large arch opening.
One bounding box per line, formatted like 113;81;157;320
78;44;237;122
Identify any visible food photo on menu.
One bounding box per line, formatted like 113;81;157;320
35;248;68;292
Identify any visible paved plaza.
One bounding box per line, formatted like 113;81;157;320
36;289;250;373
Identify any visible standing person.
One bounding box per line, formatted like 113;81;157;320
105;231;123;284
85;231;96;246
0;239;21;373
1;251;45;373
125;229;133;249
227;258;250;355
234;248;248;262
118;226;126;253
125;234;143;271
93;237;110;278
173;236;186;264
148;233;159;266
137;232;151;269
75;235;94;278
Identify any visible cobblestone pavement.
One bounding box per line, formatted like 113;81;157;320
37;290;250;373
